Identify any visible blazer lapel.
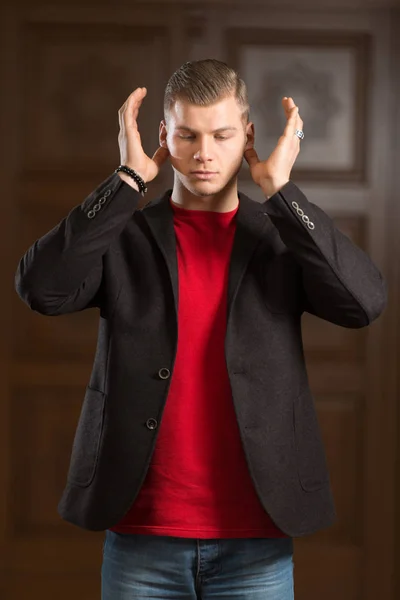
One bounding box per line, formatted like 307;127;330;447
141;190;179;311
227;192;274;319
141;189;274;319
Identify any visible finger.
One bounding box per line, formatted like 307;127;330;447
243;147;260;167
293;110;304;142
123;88;147;127
118;98;129;131
283;98;301;138
283;106;299;137
282;96;295;118
118;100;128;131
124;90;142;127
123;87;146;109
152;146;170;169
118;91;138;129
119;90;139;118
118;98;128;115
131;88;147;122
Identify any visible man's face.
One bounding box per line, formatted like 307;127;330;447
160;94;254;197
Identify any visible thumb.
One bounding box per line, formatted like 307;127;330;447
243;147;260;168
152;146;170;169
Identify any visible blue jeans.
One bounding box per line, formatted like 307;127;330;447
101;531;294;599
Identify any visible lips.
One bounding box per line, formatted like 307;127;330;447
190;171;218;180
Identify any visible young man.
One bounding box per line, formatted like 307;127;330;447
15;59;387;599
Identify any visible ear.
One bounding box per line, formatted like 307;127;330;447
244;122;255;151
159;120;168;148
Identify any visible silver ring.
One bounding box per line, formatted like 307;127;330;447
295;129;304;140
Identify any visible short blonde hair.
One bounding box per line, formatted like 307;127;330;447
164;59;249;123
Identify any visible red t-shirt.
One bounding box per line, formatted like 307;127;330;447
110;198;286;538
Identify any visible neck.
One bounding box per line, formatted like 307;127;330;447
171;175;239;213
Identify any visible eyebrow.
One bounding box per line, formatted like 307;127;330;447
175;126;238;133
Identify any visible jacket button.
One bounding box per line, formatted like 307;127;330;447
146;418;158;430
158;368;171;380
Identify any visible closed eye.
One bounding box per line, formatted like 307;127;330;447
178;135;229;141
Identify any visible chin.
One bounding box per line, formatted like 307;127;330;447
190;185;225;198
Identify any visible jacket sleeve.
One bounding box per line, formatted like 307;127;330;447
15;172;142;316
263;181;388;328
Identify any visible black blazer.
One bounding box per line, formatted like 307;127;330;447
15;172;387;537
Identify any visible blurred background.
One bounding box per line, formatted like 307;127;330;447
1;0;399;598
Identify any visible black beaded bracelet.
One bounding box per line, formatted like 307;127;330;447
115;165;148;195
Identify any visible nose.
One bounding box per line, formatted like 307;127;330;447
193;137;213;163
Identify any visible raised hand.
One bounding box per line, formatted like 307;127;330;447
118;87;170;183
244;97;303;198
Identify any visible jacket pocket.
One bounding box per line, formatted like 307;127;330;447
67;387;106;487
294;390;329;492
